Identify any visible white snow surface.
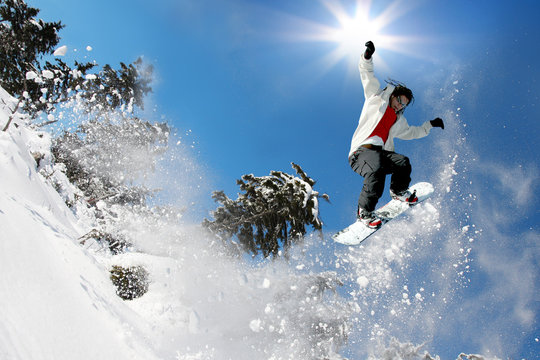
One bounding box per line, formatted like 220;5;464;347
0;90;158;360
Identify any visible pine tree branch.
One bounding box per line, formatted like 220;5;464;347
220;208;277;229
35;119;58;127
2;98;22;132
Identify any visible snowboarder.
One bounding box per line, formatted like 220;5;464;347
349;41;444;229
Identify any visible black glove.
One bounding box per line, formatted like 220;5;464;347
364;41;375;60
430;117;444;129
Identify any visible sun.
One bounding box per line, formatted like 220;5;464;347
323;1;384;57
288;0;423;71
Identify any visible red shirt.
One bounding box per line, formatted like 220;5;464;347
368;106;397;144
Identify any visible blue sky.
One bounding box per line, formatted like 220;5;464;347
33;0;539;358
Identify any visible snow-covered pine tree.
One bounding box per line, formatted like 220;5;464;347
204;163;329;258
35;57;153;116
0;0;63;103
0;0;153;118
52;114;169;207
0;0;167;208
0;0;175;255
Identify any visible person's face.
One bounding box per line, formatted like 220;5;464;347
391;95;409;112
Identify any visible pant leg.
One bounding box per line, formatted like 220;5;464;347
349;148;386;212
383;151;412;194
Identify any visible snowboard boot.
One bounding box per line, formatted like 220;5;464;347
358;208;382;229
390;188;418;204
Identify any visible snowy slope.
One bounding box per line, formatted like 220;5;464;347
0;88;159;360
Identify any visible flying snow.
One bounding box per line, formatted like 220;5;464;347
54;45;68;56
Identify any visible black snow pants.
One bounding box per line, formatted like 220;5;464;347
349;145;412;213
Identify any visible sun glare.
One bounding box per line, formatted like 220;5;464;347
294;0;423;71
326;2;381;52
335;14;380;49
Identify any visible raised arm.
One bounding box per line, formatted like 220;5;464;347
358;41;381;99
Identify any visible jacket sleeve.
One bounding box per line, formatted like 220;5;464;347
358;56;381;100
394;116;433;140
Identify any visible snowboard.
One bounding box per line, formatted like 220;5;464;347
333;182;434;246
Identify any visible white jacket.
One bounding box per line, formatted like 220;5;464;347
348;56;433;157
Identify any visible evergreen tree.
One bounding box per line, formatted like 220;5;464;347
0;0;161;203
0;0;153;117
0;0;63;98
52;114;170;207
0;0;171;253
36;57;153;116
204;163;329;258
